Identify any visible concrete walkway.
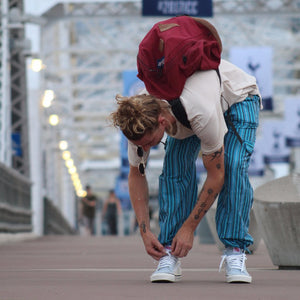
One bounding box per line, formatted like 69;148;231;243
0;235;299;300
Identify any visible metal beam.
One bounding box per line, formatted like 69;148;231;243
9;0;30;176
0;0;12;166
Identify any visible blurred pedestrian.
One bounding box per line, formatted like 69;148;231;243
102;190;122;235
80;185;97;235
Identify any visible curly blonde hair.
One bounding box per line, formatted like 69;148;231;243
110;94;169;141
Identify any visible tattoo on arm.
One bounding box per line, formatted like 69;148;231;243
139;221;146;234
194;188;218;220
194;148;223;221
203;148;223;161
196;187;204;204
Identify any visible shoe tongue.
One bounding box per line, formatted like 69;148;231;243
165;246;172;255
232;247;242;254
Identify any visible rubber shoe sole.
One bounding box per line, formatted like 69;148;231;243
226;274;252;283
150;272;182;283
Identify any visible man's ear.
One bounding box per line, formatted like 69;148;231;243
158;114;167;126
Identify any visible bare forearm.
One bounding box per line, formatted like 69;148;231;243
184;175;223;231
128;167;150;234
183;147;225;232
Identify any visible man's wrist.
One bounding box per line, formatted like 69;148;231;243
182;219;198;233
139;220;148;235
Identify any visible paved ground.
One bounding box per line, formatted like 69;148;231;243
0;234;299;300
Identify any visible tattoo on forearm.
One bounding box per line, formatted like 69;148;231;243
194;204;208;220
139;221;146;233
203;148;223;161
196;188;204;204
194;188;218;220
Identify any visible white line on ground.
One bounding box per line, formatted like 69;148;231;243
0;267;276;272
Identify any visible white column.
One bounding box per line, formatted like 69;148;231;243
0;0;12;166
27;88;44;236
61;165;76;227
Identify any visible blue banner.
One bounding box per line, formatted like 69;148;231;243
248;138;265;176
122;70;145;97
142;0;212;17
114;175;131;210
262;120;290;164
120;133;130;176
12;133;22;157
284;98;300;147
229;47;273;111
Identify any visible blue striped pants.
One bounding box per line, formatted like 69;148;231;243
158;95;260;249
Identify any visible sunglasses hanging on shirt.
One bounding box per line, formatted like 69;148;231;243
137;146;146;175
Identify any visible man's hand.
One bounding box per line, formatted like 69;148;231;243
142;231;166;261
171;225;194;258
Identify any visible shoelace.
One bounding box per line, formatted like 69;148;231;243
157;253;178;270
219;253;247;273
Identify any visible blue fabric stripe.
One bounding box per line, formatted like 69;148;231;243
158;135;201;245
216;95;260;249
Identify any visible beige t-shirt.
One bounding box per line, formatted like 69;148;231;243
128;59;261;166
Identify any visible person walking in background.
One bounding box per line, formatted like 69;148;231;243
80;185;97;236
102;190;122;235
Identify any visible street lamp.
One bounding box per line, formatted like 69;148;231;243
48;114;59;126
29;58;45;72
42;89;55;108
59;140;68;151
65;159;74;168
62;151;71;160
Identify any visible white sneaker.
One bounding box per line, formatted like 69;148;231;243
219;247;252;283
150;248;182;283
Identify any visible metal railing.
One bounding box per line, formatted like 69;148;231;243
43;197;76;235
0;161;32;233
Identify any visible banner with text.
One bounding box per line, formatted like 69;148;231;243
142;0;213;17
